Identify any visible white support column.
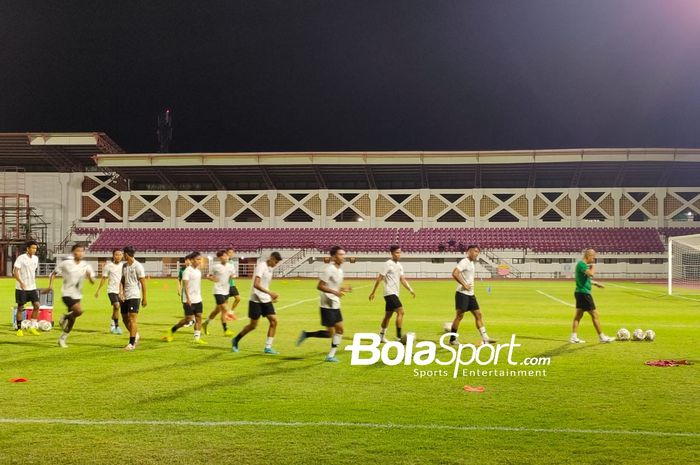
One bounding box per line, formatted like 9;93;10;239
473;190;482;228
168;193;178;227
267;191;277;228
319;190;329;227
369;191;378;228
611;189;622;227
216;192;227;227
120;192;130;226
419;189;430;228
525;189;536;227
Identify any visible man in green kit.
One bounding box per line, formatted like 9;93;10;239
570;248;614;344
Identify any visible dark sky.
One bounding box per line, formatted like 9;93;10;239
2;0;700;153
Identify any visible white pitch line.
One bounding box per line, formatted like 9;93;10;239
536;290;574;307
0;418;696;438
276;285;372;310
605;283;700;302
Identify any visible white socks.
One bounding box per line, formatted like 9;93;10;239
328;333;342;357
194;330;201;341
265;337;274;349
479;326;490;341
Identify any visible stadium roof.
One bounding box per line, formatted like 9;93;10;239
94;148;700;190
0;132;123;172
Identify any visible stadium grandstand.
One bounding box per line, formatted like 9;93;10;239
3;132;700;279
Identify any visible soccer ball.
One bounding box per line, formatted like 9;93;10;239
632;328;645;341
20;320;32;330
401;331;416;345
644;329;656;341
616;328;630;341
38;320;52;332
443;322;452;333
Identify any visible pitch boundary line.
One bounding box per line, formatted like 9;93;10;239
536;290;574;307
276;285;372;310
0;418;696;438
605;283;700;302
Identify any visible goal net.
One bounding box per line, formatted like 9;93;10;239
668;234;700;298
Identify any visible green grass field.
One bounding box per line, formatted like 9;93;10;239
1;276;698;465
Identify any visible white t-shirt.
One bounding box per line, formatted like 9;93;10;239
14;253;39;291
102;261;123;294
123;260;146;300
56;258;94;299
250;261;274;303
380;259;404;296
211;262;236;296
319;264;343;310
181;266;202;304
455;258;476;296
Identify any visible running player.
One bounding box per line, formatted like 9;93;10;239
448;245;496;345
203;249;237;336
368;245;415;342
13;240;41;336
94;248;124;334
226;247;241;317
296;246;351;362
120;245;147;351
176;255;195;328
162;252;207;344
47;245;95;348
570;248;614;344
231;251;282;354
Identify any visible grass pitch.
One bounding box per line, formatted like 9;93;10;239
0;276;698;465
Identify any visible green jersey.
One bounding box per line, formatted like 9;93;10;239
228;259;236;286
575;261;592;294
178;268;185;298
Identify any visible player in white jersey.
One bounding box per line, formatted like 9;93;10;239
368;245;415;343
120;246;147;351
94;248;124;334
13;240;42;336
449;245;495;345
297;246;352;362
162;252;207;344
203;249;237;336
231;251;282;354
47;245;95;348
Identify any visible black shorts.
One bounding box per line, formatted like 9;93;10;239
16;289;40;306
62;296;80;310
321;307;343;327
455;292;480;312
214;294;229;305
183;302;204;316
120;298;141;314
107;292;120;304
229;285;239;297
574;292;596;311
248;301;275;320
384;294;403;312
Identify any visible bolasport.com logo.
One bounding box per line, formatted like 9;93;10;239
344;333;550;379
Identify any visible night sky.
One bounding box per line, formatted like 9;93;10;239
2;0;700;153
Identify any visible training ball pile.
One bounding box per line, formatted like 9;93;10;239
618;328;655;341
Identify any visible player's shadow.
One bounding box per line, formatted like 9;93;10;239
90;351;254;381
516;335;570;343
529;342;596;359
142;357;325;404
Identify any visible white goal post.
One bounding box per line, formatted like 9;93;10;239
668;234;700;296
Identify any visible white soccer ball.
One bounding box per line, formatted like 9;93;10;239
20;320;32;330
401;331;416;345
443;322;452;333
38;320;52;332
632;328;645;341
616;328;630;341
644;329;656;341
